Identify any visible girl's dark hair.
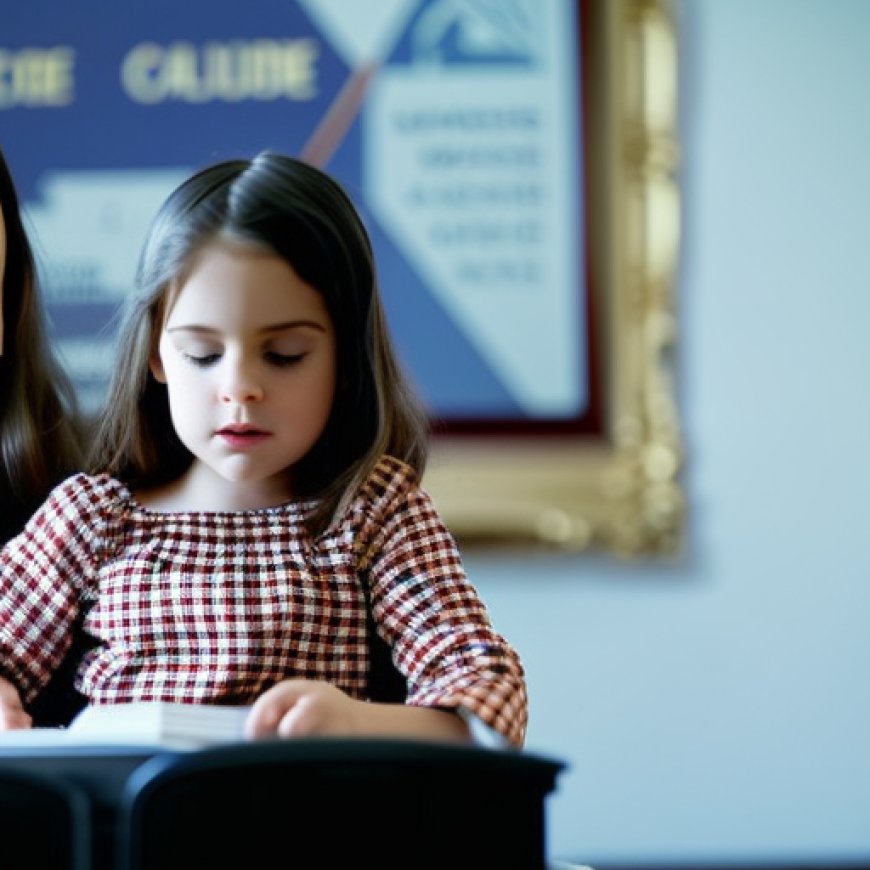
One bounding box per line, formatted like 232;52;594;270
0;147;84;542
89;152;430;535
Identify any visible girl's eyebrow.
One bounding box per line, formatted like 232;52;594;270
166;320;328;335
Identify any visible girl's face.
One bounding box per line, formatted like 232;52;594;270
150;240;337;508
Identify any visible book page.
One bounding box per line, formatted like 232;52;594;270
0;702;252;750
69;702;253;748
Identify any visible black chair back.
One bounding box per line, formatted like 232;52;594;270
118;738;564;870
0;767;91;870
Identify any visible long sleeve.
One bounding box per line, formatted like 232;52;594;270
356;463;528;748
0;474;106;702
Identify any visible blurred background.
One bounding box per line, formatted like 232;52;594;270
2;0;869;867
477;1;869;866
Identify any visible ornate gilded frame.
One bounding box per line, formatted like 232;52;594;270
422;0;682;558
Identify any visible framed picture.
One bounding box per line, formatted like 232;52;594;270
1;0;681;557
423;0;683;557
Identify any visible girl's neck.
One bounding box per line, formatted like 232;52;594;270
136;463;294;513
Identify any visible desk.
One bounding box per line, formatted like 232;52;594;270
0;740;564;870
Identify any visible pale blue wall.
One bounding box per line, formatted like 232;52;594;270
463;0;870;864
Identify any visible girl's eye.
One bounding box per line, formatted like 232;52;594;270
265;351;305;366
183;353;221;368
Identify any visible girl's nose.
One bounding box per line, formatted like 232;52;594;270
220;363;264;404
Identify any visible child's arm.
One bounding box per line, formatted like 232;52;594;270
0;676;32;730
361;484;529;748
0;474;102;708
244;679;471;742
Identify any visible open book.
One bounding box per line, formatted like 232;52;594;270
0;702;250;751
66;702;253;749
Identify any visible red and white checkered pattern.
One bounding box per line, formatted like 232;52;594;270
0;456;527;746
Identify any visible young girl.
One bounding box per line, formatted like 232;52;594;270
0;152;528;747
0;146;86;728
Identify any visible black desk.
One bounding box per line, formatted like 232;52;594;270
0;740;565;870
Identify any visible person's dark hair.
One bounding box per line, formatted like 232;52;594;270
89;152;430;535
0;146;84;542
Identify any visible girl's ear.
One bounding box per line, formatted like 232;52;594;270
149;350;167;384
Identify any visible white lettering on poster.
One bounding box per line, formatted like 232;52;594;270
0;47;75;107
121;39;319;104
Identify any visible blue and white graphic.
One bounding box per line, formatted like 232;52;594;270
0;0;585;422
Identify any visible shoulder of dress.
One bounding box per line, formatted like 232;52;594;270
46;472;132;519
361;455;420;503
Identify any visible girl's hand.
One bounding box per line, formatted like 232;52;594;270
0;676;32;730
245;679;471;743
245;680;361;739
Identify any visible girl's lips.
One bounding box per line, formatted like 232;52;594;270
217;427;271;448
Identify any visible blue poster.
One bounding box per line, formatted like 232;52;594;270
0;0;586;424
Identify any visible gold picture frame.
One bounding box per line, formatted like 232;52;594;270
423;0;682;558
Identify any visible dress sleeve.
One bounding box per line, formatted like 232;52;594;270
0;474;108;703
361;474;528;748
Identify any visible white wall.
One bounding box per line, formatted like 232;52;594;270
463;1;870;864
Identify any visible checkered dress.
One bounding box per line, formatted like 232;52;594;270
0;455;527;746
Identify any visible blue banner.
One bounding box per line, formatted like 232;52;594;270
1;0;586;424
